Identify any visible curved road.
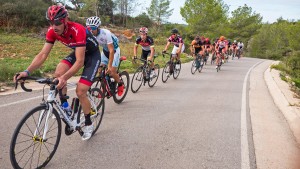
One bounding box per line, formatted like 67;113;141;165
0;57;298;168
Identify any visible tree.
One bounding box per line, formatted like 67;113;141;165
180;0;229;38
114;0;138;26
147;0;173;26
229;4;262;46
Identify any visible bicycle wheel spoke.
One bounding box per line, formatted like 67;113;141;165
16;137;33;145
10;105;62;169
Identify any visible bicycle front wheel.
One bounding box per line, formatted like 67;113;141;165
148;64;160;87
191;60;197;74
173;61;181;79
10;104;62;169
162;62;170;83
113;71;130;103
131;66;144;93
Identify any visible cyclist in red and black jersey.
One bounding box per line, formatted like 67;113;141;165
14;5;99;140
163;28;185;62
231;40;238;56
133;27;156;78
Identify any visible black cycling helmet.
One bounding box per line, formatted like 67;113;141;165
171;28;179;34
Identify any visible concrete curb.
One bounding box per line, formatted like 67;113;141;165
264;64;300;146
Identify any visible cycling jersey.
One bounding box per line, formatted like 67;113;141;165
204;40;211;46
191;40;203;48
232;42;237;48
217;40;226;49
95;28;119;52
135;36;154;51
46;21;98;54
168;35;184;47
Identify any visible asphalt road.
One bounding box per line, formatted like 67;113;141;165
0;57;264;169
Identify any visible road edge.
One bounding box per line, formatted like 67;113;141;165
264;63;300;146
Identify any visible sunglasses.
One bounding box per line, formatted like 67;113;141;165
172;33;176;35
48;19;64;26
88;26;98;31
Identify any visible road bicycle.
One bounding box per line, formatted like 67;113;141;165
131;55;160;93
191;53;204;74
216;52;223;72
92;56;129;104
10;76;105;169
161;52;181;83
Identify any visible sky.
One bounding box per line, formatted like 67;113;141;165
135;0;300;24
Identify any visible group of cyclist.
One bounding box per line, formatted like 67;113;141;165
13;4;186;141
190;35;244;69
13;4;245;141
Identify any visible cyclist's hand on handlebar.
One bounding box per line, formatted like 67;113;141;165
14;72;28;83
162;50;166;54
106;65;112;74
55;76;67;89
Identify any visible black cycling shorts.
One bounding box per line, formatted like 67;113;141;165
195;47;202;54
141;49;151;61
61;49;101;86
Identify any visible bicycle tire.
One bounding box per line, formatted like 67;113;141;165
113;71;129;103
198;58;204;73
162;62;170;83
148;64;160;87
131;66;144;93
89;87;105;135
191;60;197;74
173;61;181;79
10;104;61;169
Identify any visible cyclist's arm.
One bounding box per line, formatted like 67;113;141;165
177;43;183;54
149;46;154;59
61;46;86;80
133;44;138;57
26;43;53;73
164;41;171;51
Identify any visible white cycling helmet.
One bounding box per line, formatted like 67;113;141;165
86;16;101;28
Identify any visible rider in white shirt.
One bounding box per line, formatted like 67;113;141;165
86;16;124;96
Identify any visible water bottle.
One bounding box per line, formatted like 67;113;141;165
62;102;72;116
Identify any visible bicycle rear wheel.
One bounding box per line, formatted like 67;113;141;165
173;60;181;79
113;71;129;103
191;60;197;74
131;66;144;93
10;105;61;169
162;62;171;83
148;64;160;87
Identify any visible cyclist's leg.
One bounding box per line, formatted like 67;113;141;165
78;50;101;140
110;48;121;83
55;52;75;103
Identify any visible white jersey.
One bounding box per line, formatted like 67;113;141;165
95;28;119;51
238;42;244;48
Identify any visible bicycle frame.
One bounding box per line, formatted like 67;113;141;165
35;85;98;141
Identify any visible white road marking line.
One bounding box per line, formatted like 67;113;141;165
0;87;76;108
241;61;263;169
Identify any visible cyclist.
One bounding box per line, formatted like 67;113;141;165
203;38;212;62
163;28;184;66
133;27;156;78
86;16;124;96
232;40;238;56
14;5;100;140
215;36;227;68
237;41;244;56
190;35;204;67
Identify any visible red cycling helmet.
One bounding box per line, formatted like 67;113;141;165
205;38;210;42
46;5;67;21
139;27;148;34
